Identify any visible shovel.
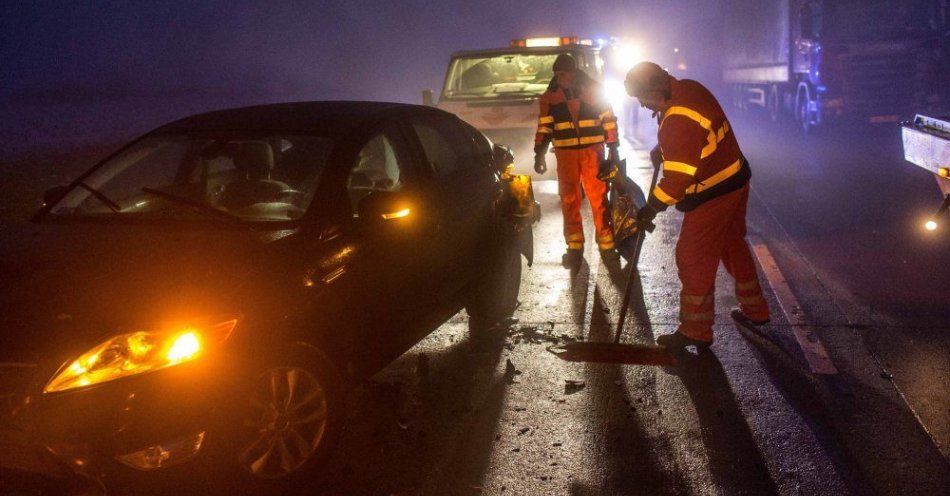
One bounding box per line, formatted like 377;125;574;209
552;154;675;366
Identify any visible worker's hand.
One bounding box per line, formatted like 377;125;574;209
597;160;619;183
636;204;658;232
533;152;547;174
649;145;663;169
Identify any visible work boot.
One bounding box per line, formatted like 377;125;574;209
656;331;712;350
599;247;619;261
562;248;583;268
730;308;770;327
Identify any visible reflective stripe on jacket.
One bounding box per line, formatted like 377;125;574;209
649;78;750;212
535;72;618;150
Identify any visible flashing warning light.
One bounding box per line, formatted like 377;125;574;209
382;208;411;220
511;36;580;48
528;37;560;47
939;167;949;178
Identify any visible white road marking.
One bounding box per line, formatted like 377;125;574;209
749;236;839;375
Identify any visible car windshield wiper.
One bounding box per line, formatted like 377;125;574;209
78;182;121;213
140;187;246;227
492;90;539;97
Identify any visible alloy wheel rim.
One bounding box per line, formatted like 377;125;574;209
239;366;328;479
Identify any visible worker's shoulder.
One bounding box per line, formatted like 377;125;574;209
540;88;564;104
675;78;720;106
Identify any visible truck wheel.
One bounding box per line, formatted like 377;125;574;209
797;87;812;133
466;230;522;333
768;85;780;122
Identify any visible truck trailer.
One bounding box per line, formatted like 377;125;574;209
902;114;950;230
723;0;948;131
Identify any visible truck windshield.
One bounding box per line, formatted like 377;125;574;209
442;52;571;100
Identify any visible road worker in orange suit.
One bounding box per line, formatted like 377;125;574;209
624;62;770;349
534;54;621;267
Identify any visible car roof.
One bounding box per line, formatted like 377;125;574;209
449;45;600;59
150;101;449;137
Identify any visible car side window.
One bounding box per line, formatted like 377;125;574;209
460;121;493;169
412;120;461;176
347;132;404;216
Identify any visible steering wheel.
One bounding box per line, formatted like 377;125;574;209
278;189;306;203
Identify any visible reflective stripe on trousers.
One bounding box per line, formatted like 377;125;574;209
555;145;612;248
675;183;769;341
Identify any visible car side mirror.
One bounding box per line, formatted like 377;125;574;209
357;190;412;227
491;144;515;176
42;185;70;208
422;89;434;106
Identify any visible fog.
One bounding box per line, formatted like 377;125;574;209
0;1;722;156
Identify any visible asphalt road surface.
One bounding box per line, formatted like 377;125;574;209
1;114;947;495
304;117;950;495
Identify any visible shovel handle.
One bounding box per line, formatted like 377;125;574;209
613;156;663;344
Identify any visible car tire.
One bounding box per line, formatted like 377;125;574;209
466;227;522;332
218;345;344;494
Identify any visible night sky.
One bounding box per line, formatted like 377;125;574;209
0;1;720;155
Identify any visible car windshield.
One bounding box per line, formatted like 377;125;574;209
46;134;333;223
442;52;571;100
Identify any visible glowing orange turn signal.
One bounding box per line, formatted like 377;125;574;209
44;319;236;393
382;208;410;220
167;332;201;362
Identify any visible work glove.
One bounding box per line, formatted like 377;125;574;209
635;204;658;233
533;153;547;174
597;160;619;183
649;145;663;169
533;145;548;174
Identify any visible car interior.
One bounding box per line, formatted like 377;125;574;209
347;133;403;216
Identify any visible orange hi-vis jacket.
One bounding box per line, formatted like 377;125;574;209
648;78;751;213
534;72;619;151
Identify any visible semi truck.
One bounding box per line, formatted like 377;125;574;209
723;0;949;131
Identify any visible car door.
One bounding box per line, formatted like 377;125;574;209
335;119;444;370
407;113;497;298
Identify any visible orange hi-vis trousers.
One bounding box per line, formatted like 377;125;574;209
554;145;613;250
676;184;769;342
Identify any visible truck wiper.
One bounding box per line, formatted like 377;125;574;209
140;187;245;227
78;182;121;213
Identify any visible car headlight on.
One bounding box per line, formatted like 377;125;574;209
44;319;237;394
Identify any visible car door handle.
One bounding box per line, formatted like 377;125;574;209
321;265;346;284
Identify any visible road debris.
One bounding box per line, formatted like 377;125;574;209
505;323;579;351
564;380;586;395
505;359;522;384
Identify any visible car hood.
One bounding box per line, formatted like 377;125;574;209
0;222;299;363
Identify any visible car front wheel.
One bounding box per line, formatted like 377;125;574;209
223;346;344;493
466;229;523;332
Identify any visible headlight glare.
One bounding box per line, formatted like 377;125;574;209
44;319;236;394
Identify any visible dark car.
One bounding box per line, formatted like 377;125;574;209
0;102;533;494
